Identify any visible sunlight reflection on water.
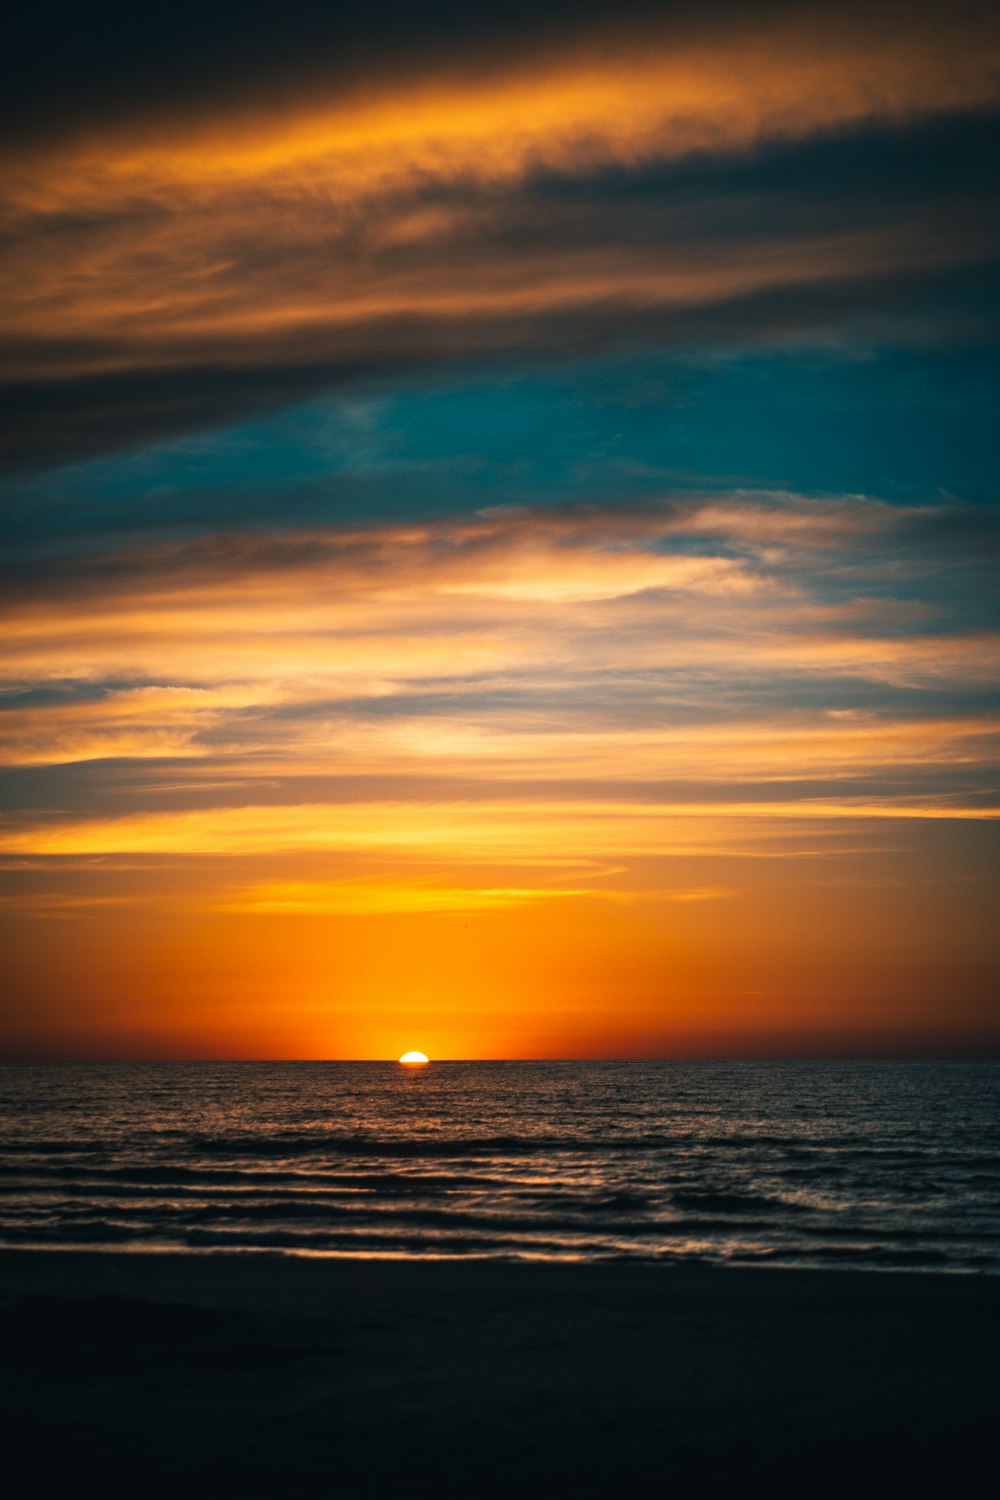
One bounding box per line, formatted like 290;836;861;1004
1;1060;997;1271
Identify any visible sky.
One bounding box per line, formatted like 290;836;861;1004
1;0;998;1060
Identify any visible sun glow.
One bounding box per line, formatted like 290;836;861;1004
398;1051;430;1065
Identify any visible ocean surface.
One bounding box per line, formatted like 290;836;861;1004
1;1060;998;1271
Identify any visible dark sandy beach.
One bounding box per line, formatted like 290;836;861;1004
1;1250;996;1498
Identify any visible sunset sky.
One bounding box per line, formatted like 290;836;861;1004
2;0;998;1059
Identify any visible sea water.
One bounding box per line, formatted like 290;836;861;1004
1;1060;997;1270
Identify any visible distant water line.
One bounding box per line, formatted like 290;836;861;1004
0;1060;997;1271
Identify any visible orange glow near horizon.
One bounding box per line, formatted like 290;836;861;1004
0;492;997;1059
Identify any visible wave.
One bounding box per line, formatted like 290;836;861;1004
1;1059;997;1274
670;1188;805;1214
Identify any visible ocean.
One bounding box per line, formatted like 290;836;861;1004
1;1059;997;1271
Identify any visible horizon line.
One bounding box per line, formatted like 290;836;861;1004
3;1054;999;1065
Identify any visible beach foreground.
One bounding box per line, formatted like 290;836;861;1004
1;1252;997;1497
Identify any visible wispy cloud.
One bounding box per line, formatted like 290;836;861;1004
1;498;995;854
4;6;999;464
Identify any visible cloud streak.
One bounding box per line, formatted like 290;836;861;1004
3;5;999;464
1;497;995;839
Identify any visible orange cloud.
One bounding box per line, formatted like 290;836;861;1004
10;14;999;208
1;500;996;797
3;14;998;388
2;796;994;867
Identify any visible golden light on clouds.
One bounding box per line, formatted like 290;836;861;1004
3;12;999;389
10;14;1000;204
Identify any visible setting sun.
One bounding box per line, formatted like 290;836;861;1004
398;1051;430;1066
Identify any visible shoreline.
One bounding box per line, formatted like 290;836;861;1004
5;1239;999;1281
1;1240;995;1273
2;1248;997;1496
